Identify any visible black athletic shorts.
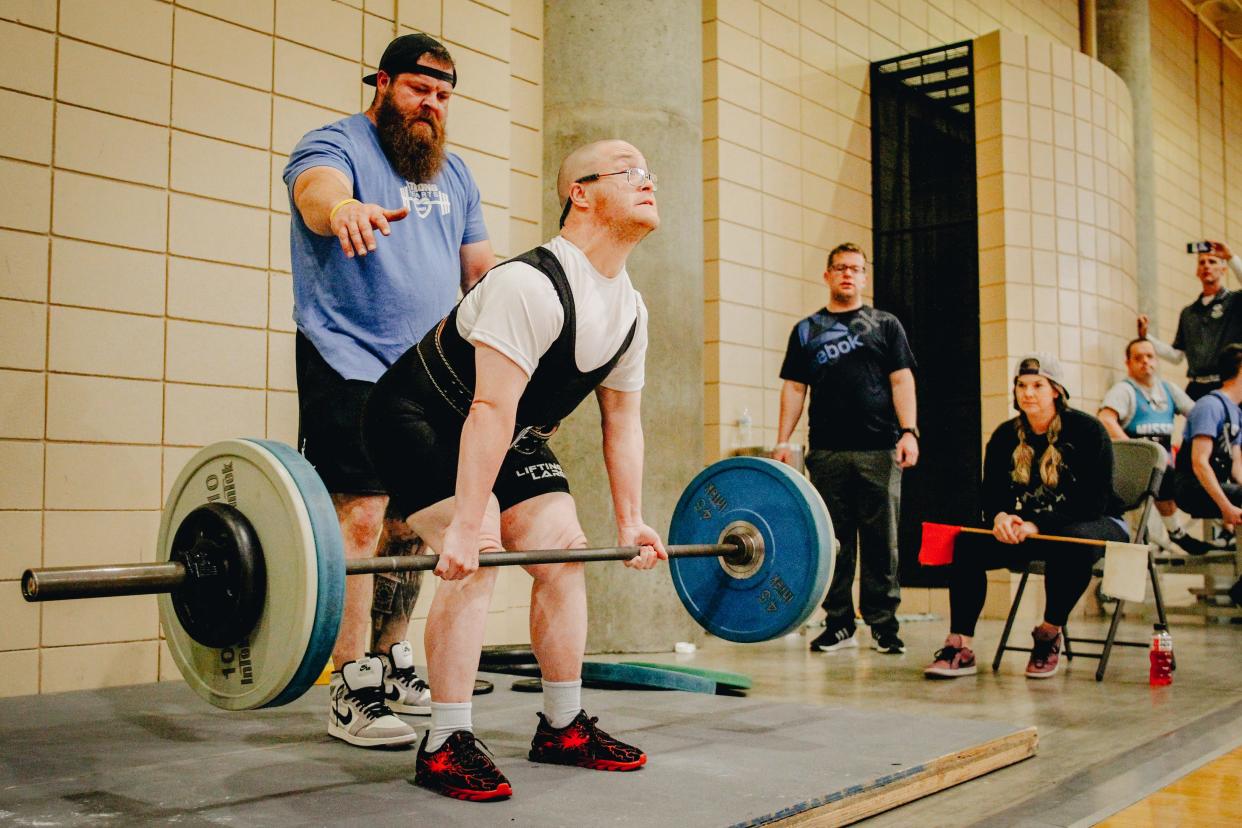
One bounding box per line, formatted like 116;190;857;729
1173;471;1242;517
362;379;571;518
295;331;387;495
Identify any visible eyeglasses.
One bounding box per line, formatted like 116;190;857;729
559;167;658;227
829;264;866;275
576;167;658;190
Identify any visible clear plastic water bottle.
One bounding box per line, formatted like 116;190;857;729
735;408;754;447
1149;624;1173;687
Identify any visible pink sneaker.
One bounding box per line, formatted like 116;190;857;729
1025;628;1062;679
923;634;977;678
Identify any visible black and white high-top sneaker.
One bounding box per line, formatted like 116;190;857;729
327;656;419;748
377;641;431;715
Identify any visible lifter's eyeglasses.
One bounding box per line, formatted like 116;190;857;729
559;167;658;227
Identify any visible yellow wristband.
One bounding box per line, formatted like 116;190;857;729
328;198;360;224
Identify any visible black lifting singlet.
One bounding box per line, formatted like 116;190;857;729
413;246;637;452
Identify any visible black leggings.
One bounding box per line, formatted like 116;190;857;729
949;517;1129;636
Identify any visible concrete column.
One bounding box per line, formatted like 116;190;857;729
1096;0;1156;321
542;2;704;651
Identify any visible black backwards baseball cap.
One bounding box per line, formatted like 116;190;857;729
363;33;457;87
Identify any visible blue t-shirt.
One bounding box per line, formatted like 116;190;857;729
283;113;489;381
1176;390;1242;482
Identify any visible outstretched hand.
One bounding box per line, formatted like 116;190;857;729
331;201;410;258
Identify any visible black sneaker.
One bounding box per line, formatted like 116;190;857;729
1169;528;1213;556
871;631;906;653
809;623;857;652
415;730;512;801
528;710;646;771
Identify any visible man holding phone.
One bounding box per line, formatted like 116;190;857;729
1137;240;1242;400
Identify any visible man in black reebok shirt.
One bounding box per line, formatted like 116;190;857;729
774;243;919;655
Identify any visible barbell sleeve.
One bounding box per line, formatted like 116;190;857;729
22;562;189;602
21;542;741;603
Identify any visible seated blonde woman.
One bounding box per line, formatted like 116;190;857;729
924;353;1128;680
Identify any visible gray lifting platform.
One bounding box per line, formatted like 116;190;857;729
0;674;1036;826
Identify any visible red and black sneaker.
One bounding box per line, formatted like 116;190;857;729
528;710;647;771
414;730;512;801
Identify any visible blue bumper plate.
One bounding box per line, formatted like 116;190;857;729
247;439;345;709
668;457;835;643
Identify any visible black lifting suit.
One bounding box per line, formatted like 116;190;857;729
363;246;637;516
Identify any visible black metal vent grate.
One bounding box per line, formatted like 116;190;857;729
874;42;973;114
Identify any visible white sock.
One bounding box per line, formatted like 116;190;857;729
542;679;582;729
1162;514;1185;535
426;701;471;752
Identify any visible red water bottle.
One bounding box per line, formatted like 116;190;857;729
1149;624;1173;686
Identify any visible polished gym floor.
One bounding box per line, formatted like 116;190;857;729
681;616;1242;825
0;616;1238;826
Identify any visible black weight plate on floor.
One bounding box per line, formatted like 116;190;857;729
511;678;544;693
480;644;537;666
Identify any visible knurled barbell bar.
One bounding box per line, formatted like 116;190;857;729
18;439;835;711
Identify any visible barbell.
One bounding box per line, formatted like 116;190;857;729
20;439;835;711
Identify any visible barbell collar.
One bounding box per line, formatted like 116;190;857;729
21;542;743;603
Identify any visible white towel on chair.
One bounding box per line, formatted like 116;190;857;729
1102;541;1149;603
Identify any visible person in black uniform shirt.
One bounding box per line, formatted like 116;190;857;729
362;139;664;802
923;353;1129;680
1137;240;1242;400
773;242;919;656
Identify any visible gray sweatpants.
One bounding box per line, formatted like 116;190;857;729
805;448;902;635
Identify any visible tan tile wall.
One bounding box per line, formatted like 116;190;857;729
702;0;1082;463
0;0;542;696
1150;0;1242;360
974;30;1137;431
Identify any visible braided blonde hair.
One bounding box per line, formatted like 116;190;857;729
1011;408;1063;489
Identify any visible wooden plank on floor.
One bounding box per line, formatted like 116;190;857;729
753;726;1038;827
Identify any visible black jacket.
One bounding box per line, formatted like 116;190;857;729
980;407;1123;534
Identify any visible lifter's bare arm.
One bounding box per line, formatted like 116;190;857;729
292;166;409;259
438;344;528;580
597;386;666;570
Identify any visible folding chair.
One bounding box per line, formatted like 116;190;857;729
991;440;1168;681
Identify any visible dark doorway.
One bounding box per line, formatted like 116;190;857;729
871;42;981;587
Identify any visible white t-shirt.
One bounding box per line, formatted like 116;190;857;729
454;235;647;391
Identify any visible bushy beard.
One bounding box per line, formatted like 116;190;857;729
376;91;446;183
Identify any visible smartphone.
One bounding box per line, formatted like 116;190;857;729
1188;241;1213;253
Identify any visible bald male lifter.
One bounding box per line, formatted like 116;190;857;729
362;139;665;801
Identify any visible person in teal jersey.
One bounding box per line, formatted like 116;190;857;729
283;33;496;749
1098;338;1203;553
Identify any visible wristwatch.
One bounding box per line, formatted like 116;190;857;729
899;427;920;440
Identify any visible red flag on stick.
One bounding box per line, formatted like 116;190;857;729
919;522;962;566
